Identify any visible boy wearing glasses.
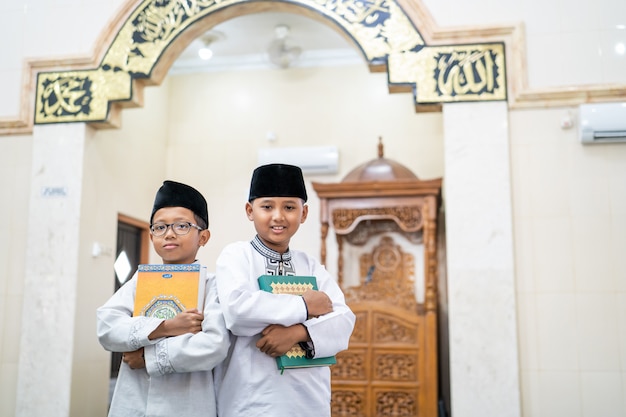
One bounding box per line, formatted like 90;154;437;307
97;180;229;417
214;164;356;417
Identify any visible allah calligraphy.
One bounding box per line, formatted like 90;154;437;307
33;0;508;125
435;49;499;97
390;42;506;104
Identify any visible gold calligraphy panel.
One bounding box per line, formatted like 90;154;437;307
34;0;507;125
35;69;131;123
389;42;507;103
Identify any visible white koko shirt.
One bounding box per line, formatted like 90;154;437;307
97;266;230;417
214;238;356;417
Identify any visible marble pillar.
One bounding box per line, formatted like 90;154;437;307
443;102;521;417
16;123;87;416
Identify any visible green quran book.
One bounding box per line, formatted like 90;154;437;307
258;275;337;371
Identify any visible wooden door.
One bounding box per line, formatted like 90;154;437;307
330;234;436;417
332;302;425;417
110;214;150;378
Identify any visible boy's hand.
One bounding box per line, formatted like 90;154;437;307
148;308;204;340
257;324;309;357
167;308;204;335
123;348;145;369
302;289;333;318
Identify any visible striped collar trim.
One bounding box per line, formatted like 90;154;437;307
251;235;292;262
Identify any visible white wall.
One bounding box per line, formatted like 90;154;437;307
423;0;626;88
163;66;444;271
0;135;32;416
510;108;626;416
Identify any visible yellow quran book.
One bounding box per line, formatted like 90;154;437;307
257;275;337;370
134;264;206;318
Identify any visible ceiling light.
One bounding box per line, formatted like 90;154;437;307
197;31;224;61
198;46;213;60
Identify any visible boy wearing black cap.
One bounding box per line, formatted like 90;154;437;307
97;180;229;417
214;164;356;417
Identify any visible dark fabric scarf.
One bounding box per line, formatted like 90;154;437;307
251;235;295;276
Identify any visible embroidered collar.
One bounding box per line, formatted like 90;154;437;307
251;235;292;263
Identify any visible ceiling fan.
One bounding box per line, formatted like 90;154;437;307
267;24;302;69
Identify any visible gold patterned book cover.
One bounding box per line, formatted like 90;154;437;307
257;275;337;370
134;264;206;318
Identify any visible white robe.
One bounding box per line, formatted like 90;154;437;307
214;241;356;417
97;267;230;417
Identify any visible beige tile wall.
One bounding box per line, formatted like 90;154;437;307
0;135;32;416
510;108;626;417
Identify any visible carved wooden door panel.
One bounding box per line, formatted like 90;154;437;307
331;303;424;417
312;164;442;417
331;235;431;417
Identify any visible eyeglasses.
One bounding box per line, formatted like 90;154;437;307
149;222;203;237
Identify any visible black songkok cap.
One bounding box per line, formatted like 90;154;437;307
151;180;209;227
248;163;308;202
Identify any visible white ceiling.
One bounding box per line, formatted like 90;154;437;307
169;12;364;74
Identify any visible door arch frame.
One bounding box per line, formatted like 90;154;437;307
3;0;626;136
29;0;510;129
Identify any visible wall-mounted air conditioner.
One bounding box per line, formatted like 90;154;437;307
257;146;339;174
579;102;626;144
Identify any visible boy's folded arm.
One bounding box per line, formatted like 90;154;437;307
302;304;356;358
291;264;354;357
256;324;309;356
144;316;230;375
96;280;165;352
216;243;308;335
162;285;231;374
97;308;165;352
302;289;334;318
143;281;231;376
221;289;307;335
294;261;356;358
147;309;203;340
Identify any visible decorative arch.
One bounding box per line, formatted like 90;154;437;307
4;0;624;135
31;0;506;127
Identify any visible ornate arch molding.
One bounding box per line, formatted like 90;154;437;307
8;0;508;133
1;0;624;135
